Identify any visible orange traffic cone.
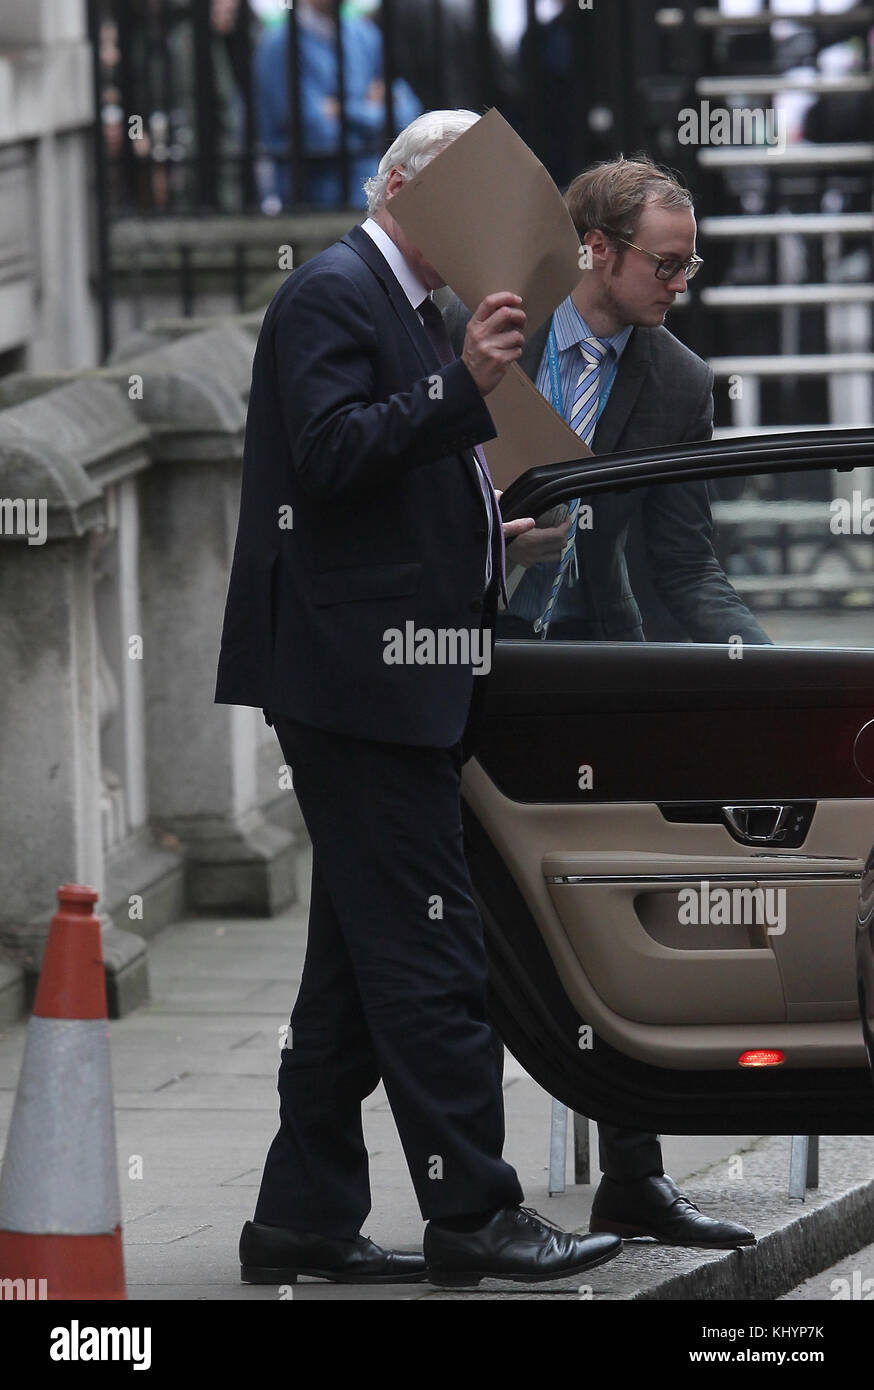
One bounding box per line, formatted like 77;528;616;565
0;884;126;1299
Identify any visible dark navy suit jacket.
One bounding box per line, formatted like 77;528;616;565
214;224;503;747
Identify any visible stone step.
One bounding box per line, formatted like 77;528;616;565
696;74;874;97
698;143;874;168
702;285;874;308
700;213;874;238
685;4;873;28
712;424;869;438
710;352;874;376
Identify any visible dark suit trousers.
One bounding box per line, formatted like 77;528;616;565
254;714;525;1237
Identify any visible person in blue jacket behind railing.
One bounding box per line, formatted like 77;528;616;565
255;0;422;210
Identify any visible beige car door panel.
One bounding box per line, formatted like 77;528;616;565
463;643;874;1070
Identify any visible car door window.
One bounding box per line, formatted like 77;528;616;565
497;465;874;650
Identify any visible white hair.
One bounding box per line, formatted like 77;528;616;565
362;109;481;214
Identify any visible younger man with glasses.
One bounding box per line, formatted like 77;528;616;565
444;153;764;1247
494;154;768;655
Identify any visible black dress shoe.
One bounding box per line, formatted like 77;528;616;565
589;1174;756;1248
240;1220;427;1284
424;1205;622;1286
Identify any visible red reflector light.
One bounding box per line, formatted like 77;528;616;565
738;1049;785;1068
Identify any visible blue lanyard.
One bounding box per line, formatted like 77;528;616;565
546;321;619;432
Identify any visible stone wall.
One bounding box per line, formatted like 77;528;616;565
0;0;98;372
0;312;302;1023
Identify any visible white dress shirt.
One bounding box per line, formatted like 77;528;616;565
360;217;495;589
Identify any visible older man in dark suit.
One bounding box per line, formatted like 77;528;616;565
214;109;622;1287
443;154;762;1248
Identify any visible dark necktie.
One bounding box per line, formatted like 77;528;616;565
416;295;507;601
417;294;456;367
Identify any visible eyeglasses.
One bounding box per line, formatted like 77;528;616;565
609;236;703;282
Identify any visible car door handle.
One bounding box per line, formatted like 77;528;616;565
722;804;794;844
659;801;816;848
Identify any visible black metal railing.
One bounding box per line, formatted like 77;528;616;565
89;2;675;219
86;0;872;440
88;1;669;354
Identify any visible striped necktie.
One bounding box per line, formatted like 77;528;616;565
533;335;610;637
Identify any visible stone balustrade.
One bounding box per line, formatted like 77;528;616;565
0;315;302;1022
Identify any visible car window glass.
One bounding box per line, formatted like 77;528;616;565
496;465;874;649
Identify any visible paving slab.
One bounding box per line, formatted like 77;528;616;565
1;851;873;1301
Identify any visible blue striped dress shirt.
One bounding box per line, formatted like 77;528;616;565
509;296;633;625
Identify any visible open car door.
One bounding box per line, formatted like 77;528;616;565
463;429;874;1134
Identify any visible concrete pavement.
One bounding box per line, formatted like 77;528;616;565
2;842;874;1300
